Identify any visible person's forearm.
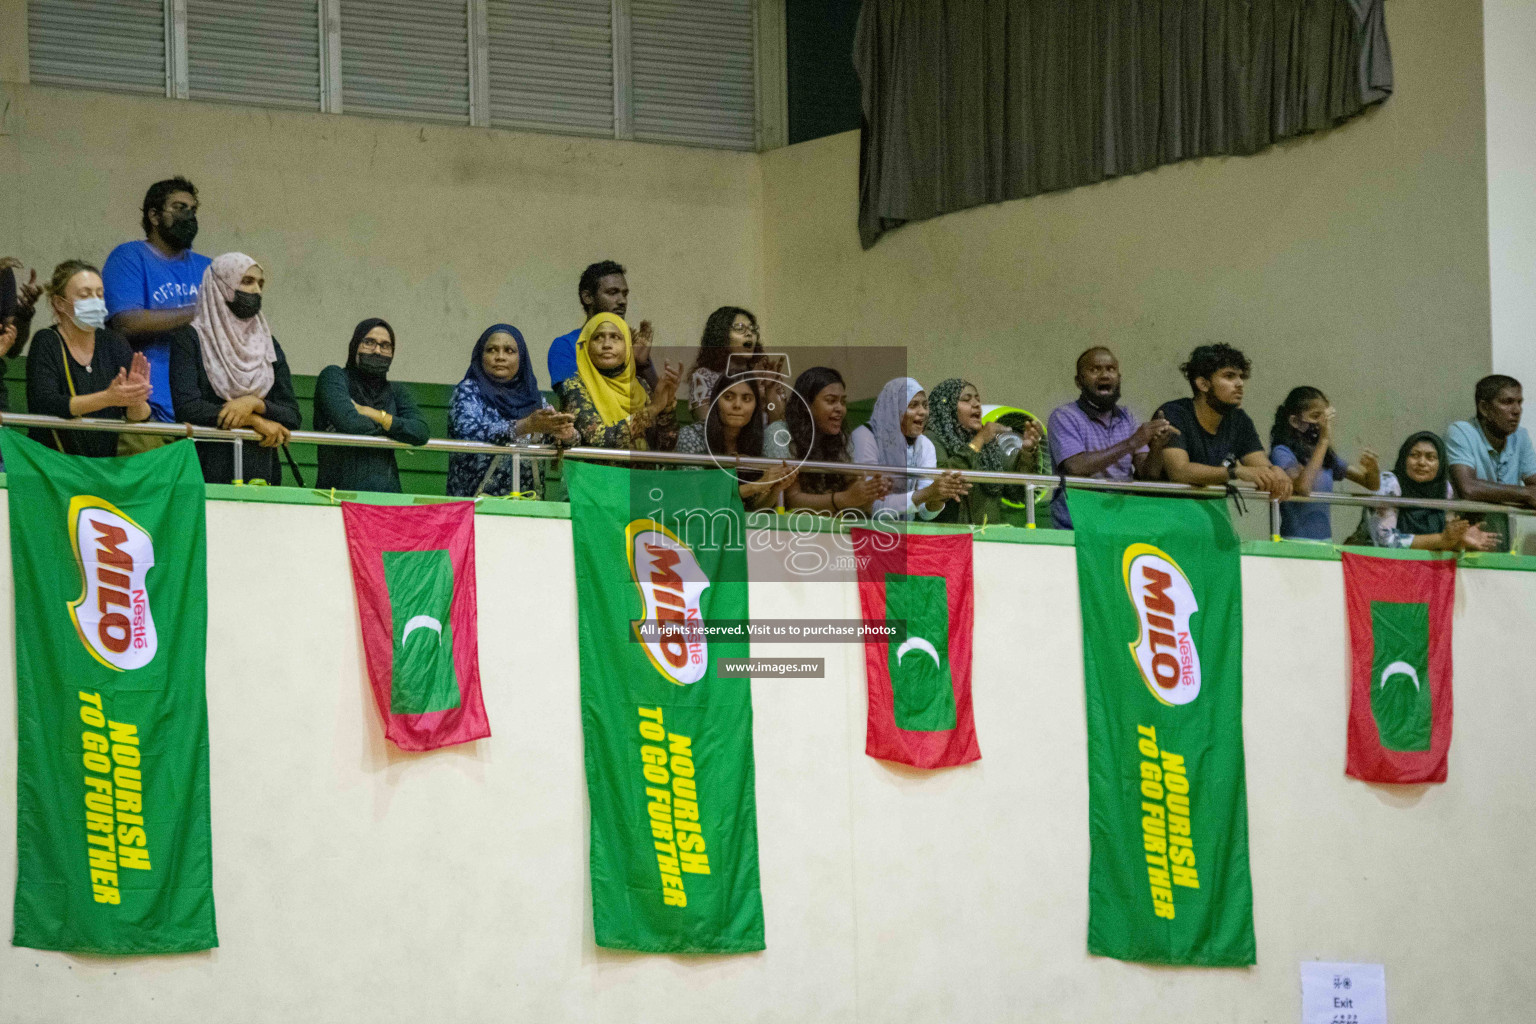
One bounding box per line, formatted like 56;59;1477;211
1060;437;1139;479
68;391;116;416
1456;477;1530;505
112;307;194;338
1138;445;1167;481
1294;445;1328;495
1166;460;1230;486
126;401;151;423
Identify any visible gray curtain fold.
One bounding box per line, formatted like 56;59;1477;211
856;0;1394;249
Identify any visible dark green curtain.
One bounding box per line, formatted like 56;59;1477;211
855;0;1393;248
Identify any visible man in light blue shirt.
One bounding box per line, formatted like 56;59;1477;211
546;259;655;391
1446;375;1536;543
101;177;212;422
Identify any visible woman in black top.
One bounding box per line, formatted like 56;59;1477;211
26;260;152;457
311;318;430;493
170;253;301;484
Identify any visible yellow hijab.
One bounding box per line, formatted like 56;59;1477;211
574;312;648;428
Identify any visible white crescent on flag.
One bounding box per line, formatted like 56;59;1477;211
402;614;444;645
1379;660;1421;691
895;636;941;671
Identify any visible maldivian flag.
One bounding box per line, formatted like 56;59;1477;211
1342;552;1454;784
2;430;216;953
342;501;490;751
1067;489;1255;967
852;528;979;768
567;461;765;953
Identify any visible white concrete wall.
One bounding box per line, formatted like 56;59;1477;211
1;494;1532;1023
1485;0;1536;390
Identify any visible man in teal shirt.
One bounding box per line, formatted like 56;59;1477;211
1446;374;1536;545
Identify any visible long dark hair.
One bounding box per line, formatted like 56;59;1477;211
705;374;764;456
703;372;765;482
787;366;851;494
1270;385;1338;468
689;306;760;378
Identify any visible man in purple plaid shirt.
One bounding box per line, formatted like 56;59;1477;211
1048;347;1178;529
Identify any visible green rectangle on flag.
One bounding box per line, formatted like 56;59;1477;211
384;548;460;715
2;430;217;954
1369;600;1432;752
885;573;956;731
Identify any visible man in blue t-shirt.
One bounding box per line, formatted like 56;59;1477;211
547;259;655;391
1446;374;1536;535
101;177;212;422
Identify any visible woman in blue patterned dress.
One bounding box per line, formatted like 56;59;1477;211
446;324;575;497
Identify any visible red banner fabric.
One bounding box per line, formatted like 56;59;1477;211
1342;552;1454;784
342;501;490;751
853;529;980;769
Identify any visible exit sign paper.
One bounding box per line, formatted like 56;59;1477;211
1300;962;1387;1024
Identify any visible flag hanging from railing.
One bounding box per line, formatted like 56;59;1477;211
2;430;217;954
567;461;765;953
852;528;980;768
1067;488;1256;967
342;501;490;751
1342;552;1455;783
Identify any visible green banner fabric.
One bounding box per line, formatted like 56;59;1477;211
2;431;216;954
1067;489;1255;966
567;461;764;953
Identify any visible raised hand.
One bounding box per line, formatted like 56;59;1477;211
127;351;152;388
105;367;151;408
633;319;654;365
16;269;41;314
0;321;16;358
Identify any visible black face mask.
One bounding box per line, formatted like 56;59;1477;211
226;290;261;320
355;352;392;377
1298;421;1322;445
159;211;199;250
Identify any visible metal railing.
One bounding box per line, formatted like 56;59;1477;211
1;411;1529;546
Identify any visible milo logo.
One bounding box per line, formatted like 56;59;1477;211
68;496;157;672
1121;543;1201;706
626;519;709;685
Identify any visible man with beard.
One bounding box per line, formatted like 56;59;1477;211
546;260;656;391
1154;343;1292;499
1047;347;1177;528
102;177;212;424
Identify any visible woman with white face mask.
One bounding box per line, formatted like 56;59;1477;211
25;260;152;457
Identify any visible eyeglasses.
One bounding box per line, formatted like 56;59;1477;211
731;321;760;336
358;339;395;354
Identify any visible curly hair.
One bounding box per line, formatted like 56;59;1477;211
689;306;761;379
577;260;626;311
1180;343;1251;393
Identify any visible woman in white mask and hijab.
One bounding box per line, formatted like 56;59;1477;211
25;259;152;457
170;252;301;483
850;377;969;521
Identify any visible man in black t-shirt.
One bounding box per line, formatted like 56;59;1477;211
1150;343;1292;499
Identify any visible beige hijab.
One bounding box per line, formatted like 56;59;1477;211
189;252;276;400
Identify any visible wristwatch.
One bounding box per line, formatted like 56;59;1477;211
1223;456;1238;481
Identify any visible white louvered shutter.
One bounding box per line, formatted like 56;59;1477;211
630;0;755;150
186;0;321;110
28;0;166;96
340;0;470;124
486;0;613;138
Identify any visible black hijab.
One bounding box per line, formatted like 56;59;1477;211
1394;431;1448;536
345;317;395;409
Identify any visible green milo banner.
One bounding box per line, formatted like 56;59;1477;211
1067;489;1254;966
568;461;764;953
3;431;216;954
